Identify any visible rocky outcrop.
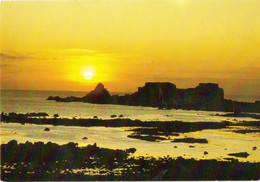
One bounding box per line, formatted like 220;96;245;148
171;138;208;143
82;83;111;104
46;96;82;102
114;82;224;111
46;82;259;113
173;83;224;111
223;99;260;114
130;82;177;108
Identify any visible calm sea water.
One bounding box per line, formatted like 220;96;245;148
1;90;260;162
0;89;258;122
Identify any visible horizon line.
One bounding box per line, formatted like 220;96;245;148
1;88;260;98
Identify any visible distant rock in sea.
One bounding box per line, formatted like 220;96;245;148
82;83;111;104
46;96;82;102
46;82;260;113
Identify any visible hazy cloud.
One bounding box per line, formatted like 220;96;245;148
0;53;29;60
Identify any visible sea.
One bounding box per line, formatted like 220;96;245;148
1;89;260;162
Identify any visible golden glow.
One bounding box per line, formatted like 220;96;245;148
83;71;94;80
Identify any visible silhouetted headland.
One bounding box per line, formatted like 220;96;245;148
46;82;260;113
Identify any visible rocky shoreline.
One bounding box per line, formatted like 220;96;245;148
1;111;260;180
1;140;260;181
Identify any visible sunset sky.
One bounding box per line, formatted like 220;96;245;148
1;0;260;97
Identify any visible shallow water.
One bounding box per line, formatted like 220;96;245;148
1;122;259;163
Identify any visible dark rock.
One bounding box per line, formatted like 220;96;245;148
130;82;177;107
2;140;260;181
111;115;117;118
2;112;230;133
171;133;180;136
44;128;50;131
93;116;98;119
119;114;124;117
253;146;257;150
82;137;88;140
27;112;49;117
204;151;208;155
228;152;249;158
82;83;111;104
53;114;59;118
172;138;208;143
128;127;181;136
38;112;49;117
45;82;260;113
127;133;166;142
189;145;195;148
174;83;224;111
46;96;82;102
223;158;239;162
46;96;54;100
125;148;136;153
233;130;260;134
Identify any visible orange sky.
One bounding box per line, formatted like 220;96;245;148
0;0;260;96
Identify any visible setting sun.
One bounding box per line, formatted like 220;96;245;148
83;71;94;80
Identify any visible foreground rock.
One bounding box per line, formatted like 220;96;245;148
1;140;260;181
